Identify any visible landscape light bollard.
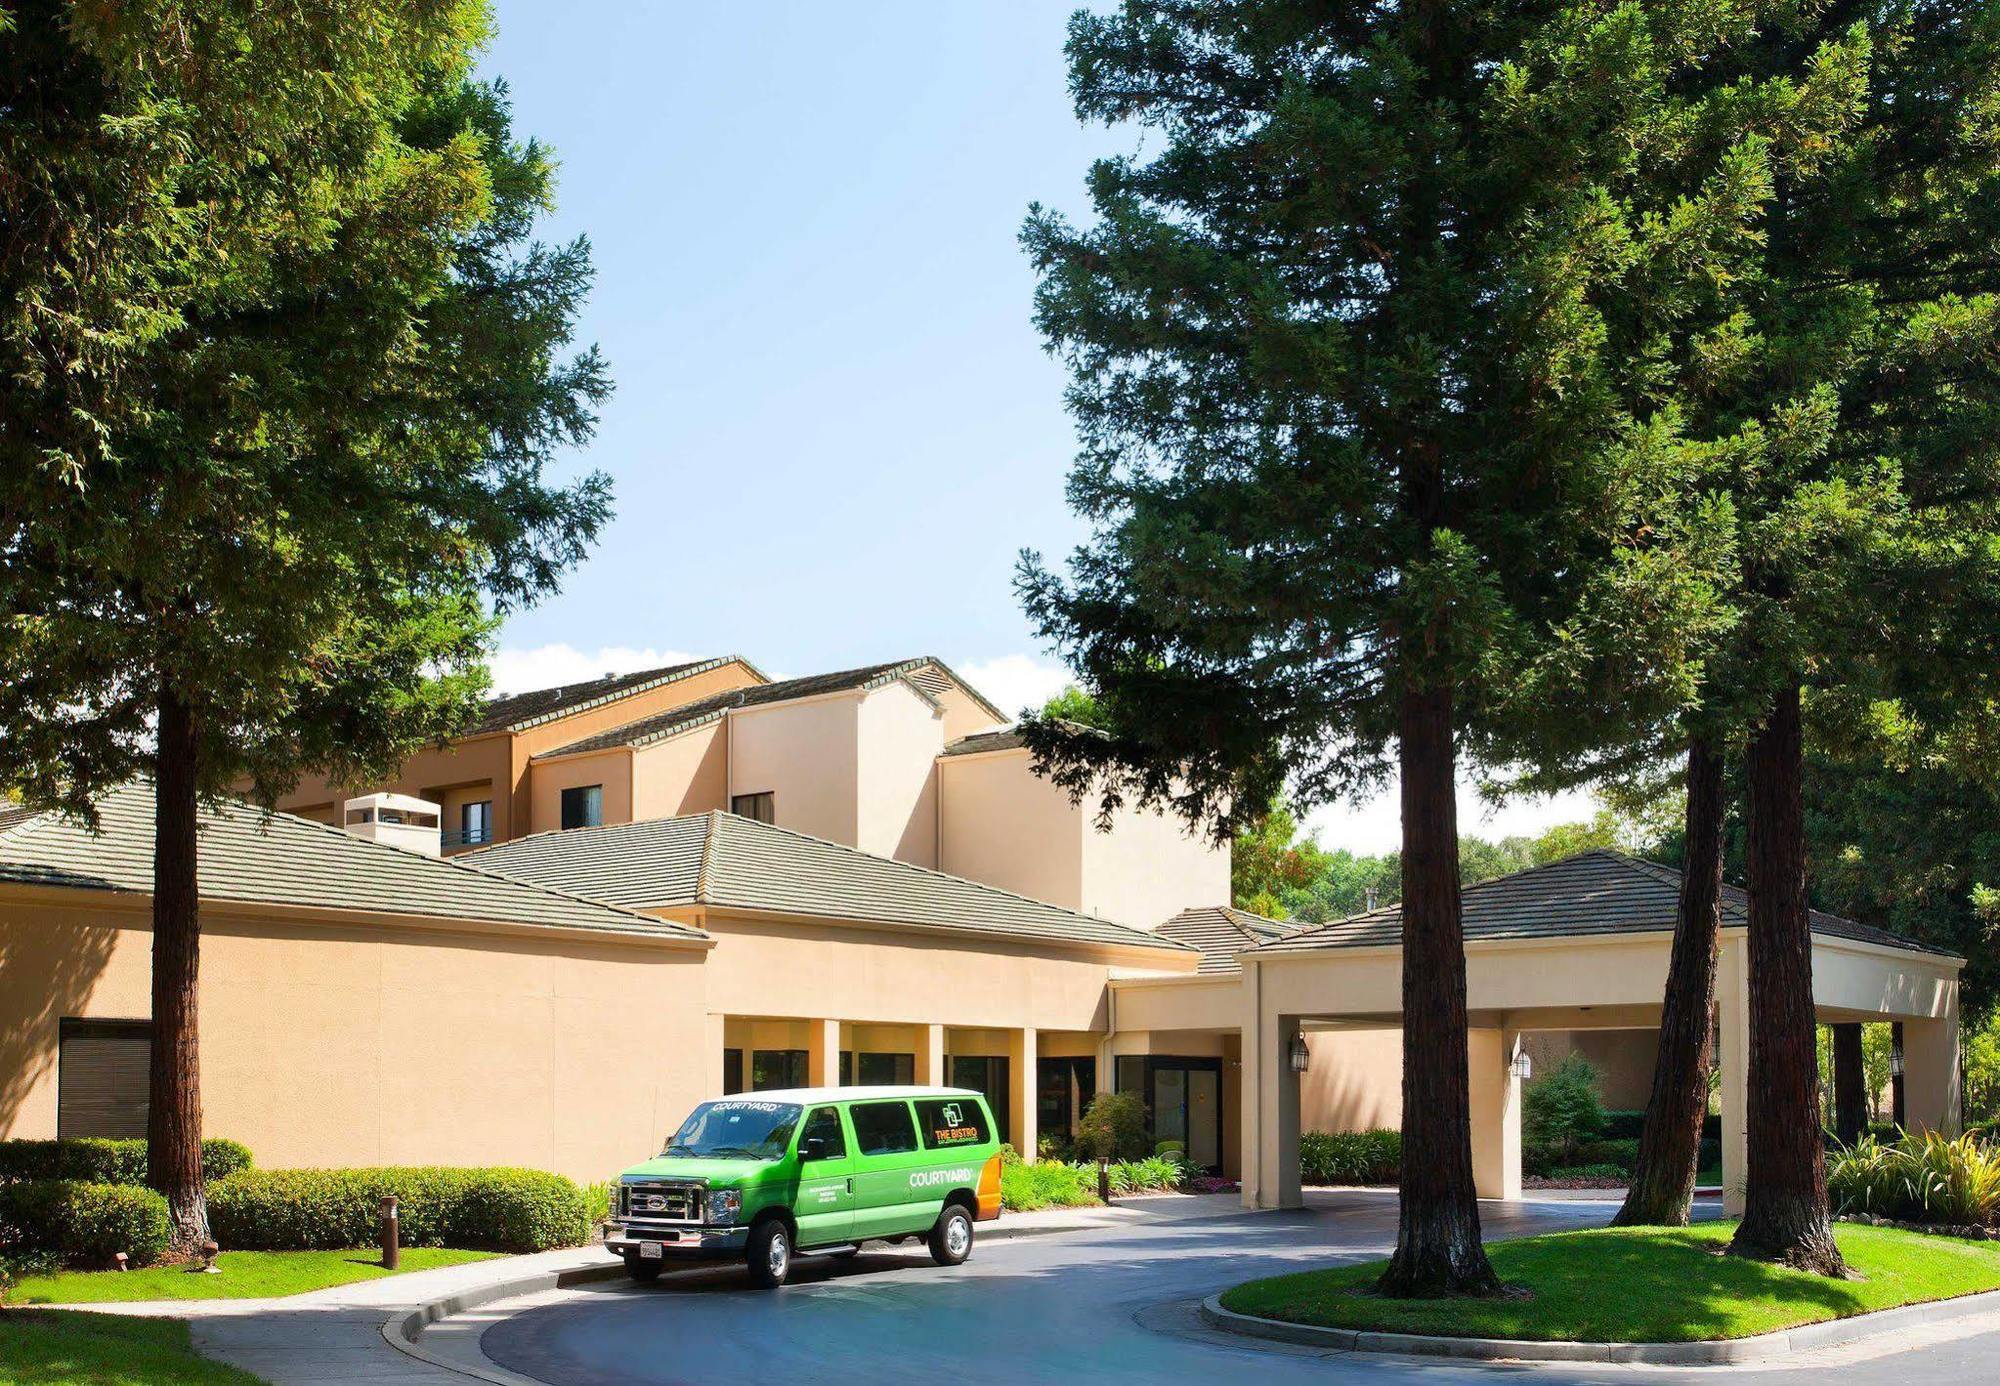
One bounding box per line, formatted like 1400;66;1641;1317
380;1195;400;1270
113;1252;128;1272
1098;1157;1112;1204
198;1239;221;1274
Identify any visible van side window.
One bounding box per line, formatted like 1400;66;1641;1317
849;1101;919;1156
799;1106;846;1161
916;1097;991;1149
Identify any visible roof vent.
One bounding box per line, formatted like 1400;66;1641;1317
341;793;442;857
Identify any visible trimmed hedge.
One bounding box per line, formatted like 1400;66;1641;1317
0;1138;252;1186
1300;1129;1400;1186
0;1180;172;1268
207;1167;589;1253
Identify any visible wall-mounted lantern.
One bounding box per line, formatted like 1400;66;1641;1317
1510;1050;1533;1081
1889;1049;1906;1078
1288;1032;1311;1074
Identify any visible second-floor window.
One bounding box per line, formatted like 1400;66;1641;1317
460;800;492;847
731;791;774;824
560;784;603;830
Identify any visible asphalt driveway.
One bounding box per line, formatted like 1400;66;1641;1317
478;1191;2000;1385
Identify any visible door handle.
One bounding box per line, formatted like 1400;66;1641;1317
845;1177;853;1194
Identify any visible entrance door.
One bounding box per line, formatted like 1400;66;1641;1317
793;1104;854;1246
1134;1057;1223;1174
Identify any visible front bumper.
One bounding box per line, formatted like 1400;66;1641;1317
604;1223;749;1259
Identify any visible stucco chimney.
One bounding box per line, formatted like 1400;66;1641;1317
341;793;443;857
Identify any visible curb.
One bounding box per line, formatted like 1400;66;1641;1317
1197;1285;2000;1365
381;1257;624;1384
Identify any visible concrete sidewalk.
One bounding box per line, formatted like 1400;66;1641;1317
43;1194;1245;1384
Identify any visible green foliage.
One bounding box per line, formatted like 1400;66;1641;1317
1524;1055;1606;1168
997;1149;1098;1212
0;1181;172;1269
0;1311;262;1385
8;1246;497;1306
1829;1132;2000;1228
1107;1156;1182;1194
205;1168;589;1253
1299;1130;1402;1186
1230;800;1329;919
1039;686;1109;729
0;1139;250;1187
1968;1014;2000;1122
1073;1091;1149;1162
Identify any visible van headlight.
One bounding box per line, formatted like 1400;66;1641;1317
706;1189;741;1225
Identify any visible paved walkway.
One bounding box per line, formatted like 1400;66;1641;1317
38;1195;1240;1384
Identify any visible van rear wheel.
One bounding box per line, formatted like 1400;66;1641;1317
746;1218;792;1288
929;1205;974;1266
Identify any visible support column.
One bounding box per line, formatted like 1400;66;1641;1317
807;1018;841;1088
1253;1012;1303;1209
1903;987;1962;1136
915;1024;946;1086
1469;1029;1523;1200
1719;937;1750;1216
1008;1027;1038;1159
702;1014;728;1099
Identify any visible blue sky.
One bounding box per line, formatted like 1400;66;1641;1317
477;2;1592;852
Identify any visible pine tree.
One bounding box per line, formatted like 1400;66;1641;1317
0;2;610;1250
1017;0;1758;1295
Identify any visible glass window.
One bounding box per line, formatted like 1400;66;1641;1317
461;800;492;846
916;1097;991;1149
57;1018;150;1140
560;784;603;829
849;1101;919;1156
730;791;774;823
666;1100;801;1160
799;1106;847;1161
1037;1056;1096;1144
857;1052;913;1085
949;1055;1011;1145
751;1049;808;1091
722;1049;744;1096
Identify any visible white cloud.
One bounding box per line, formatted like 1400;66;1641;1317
487;643;700;697
1302;779;1601;856
955;653;1076;722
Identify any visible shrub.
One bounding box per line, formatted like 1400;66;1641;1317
1829;1130;2000;1226
1108;1155;1182;1194
0;1138;251;1186
1600;1110;1647;1141
1546;1163;1625;1180
0;1180;171;1268
207;1167;589;1253
998;1149;1098;1211
1073;1091;1149;1162
1573;1138;1640;1172
1299;1129;1400;1186
1523;1054;1605;1165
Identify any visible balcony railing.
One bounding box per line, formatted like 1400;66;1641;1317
440;826;493;851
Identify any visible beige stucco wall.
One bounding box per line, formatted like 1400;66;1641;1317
854;682;944;866
628;722;729;822
0;894;709;1181
1300;1027;1404;1133
728;695;860;846
936;751;1085;912
932;685;1005;744
1080;790;1231;930
1523;1029;1659;1109
528;748;633;832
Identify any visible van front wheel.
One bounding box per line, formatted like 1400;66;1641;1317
747;1219;792;1288
929;1205;974;1266
622;1252;664;1284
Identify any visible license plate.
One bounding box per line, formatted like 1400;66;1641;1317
640;1241;664;1259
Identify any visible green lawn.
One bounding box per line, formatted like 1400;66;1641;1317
10;1247;498;1305
1220;1222;2000;1343
0;1312;260;1385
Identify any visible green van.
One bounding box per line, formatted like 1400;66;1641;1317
605;1085;1004;1288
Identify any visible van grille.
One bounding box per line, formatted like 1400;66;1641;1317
620;1180;703;1225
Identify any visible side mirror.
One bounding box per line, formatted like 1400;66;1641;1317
801;1136;828;1162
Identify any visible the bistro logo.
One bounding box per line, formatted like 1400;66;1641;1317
929;1101;979;1145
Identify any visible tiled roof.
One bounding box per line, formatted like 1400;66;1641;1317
537;658;1004;760
0;804;37;835
0;781;704;941
472;656;757;734
1155;905;1302;975
464;811;1197;959
1256;849;1960;959
941;719;1105;759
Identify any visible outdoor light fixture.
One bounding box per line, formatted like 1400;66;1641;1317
1890;1049;1906;1078
1510;1050;1533;1081
1288;1032;1310;1073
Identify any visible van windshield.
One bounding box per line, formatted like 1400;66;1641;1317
664;1100;803;1160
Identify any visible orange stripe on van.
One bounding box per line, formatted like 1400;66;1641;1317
976;1153;1003;1220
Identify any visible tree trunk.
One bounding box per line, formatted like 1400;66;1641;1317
1378;680;1499;1297
1891;1023;1906;1130
149;688;210;1255
1832;1024;1865;1146
1728;682;1846;1275
1613;736;1724;1227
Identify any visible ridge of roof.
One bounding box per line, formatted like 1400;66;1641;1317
477;655;765;735
532;658;1005;762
